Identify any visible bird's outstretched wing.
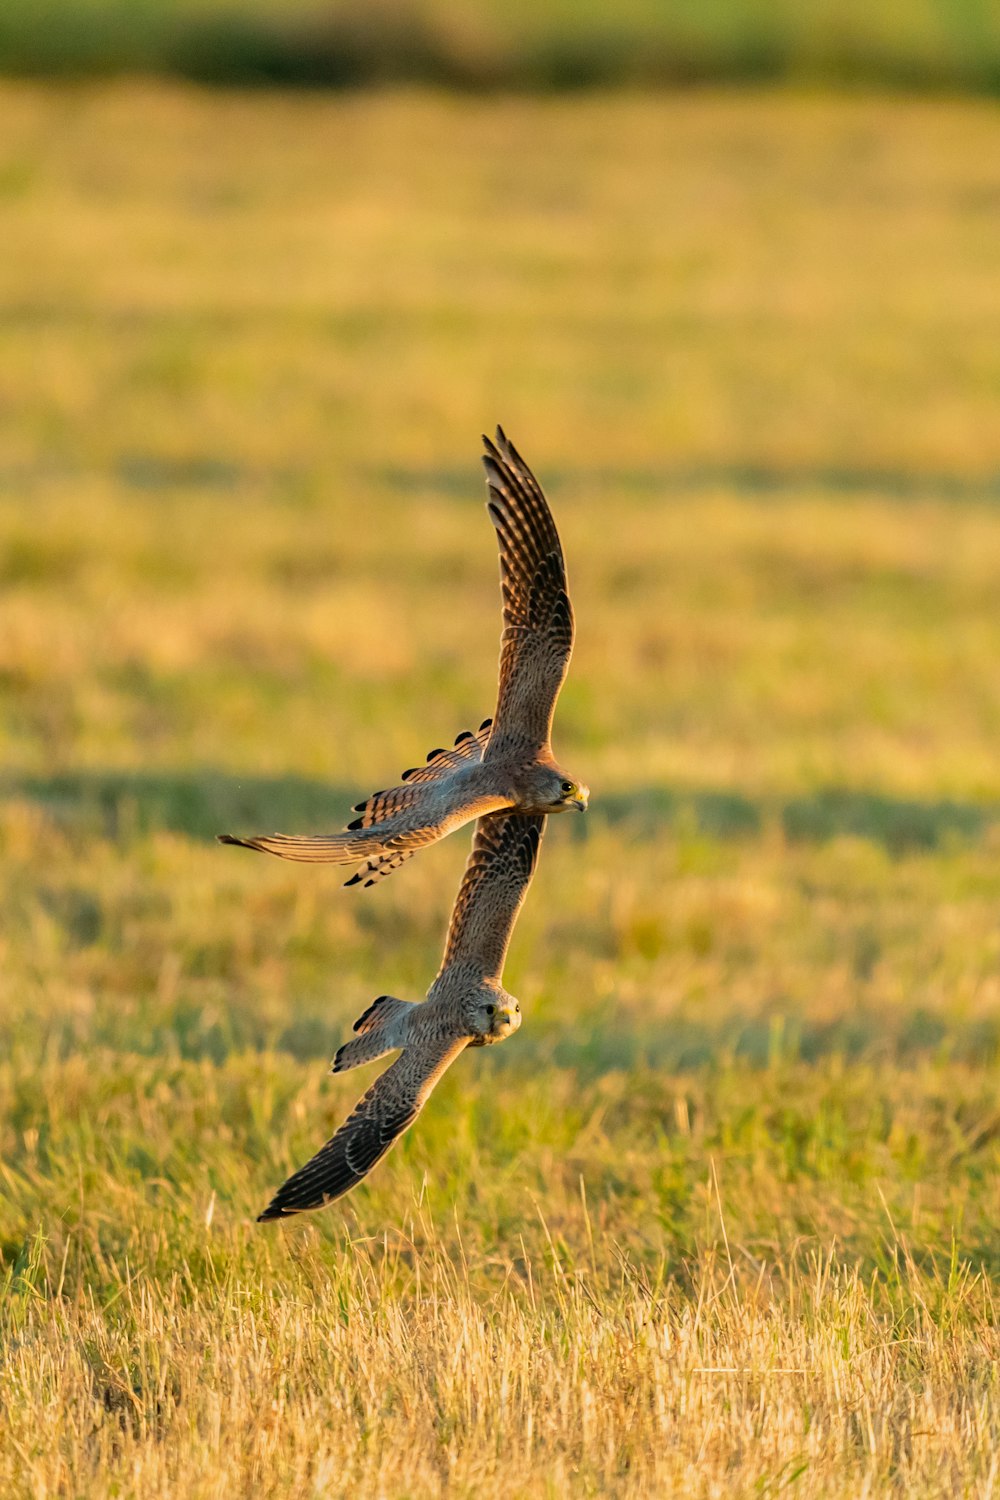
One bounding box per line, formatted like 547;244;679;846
482;428;574;758
439;811;545;982
257;1033;467;1219
218;721;507;885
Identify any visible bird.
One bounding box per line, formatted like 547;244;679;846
218;428;587;888
257;808;544;1219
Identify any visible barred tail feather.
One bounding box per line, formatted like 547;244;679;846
344;847;418;889
332;996;415;1072
217;831;384;864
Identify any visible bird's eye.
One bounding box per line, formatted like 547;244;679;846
561;780;574;794
486;1004;495;1016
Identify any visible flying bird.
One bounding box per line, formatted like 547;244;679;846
257;809;544;1219
219;428;587;887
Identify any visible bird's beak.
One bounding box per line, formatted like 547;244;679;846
493;1006;520;1037
571;786;589;812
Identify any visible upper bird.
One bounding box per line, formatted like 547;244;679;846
257;808;544;1219
219;428;587;887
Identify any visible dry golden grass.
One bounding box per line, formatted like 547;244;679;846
6;1222;1000;1498
2;84;1000;1497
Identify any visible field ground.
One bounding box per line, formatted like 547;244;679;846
2;84;1000;1496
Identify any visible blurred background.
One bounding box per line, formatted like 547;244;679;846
4;0;1000;1410
2;0;999;89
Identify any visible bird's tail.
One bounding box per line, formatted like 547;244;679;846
217;720;496;880
332;995;415;1072
217;830;383;864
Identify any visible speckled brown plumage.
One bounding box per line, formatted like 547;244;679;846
257;810;545;1219
219;429;587;887
482;429;575;759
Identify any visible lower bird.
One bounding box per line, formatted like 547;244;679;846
257;809;544;1219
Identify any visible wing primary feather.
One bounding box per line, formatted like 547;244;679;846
257;1038;466;1219
481;431;574;754
438;810;545;981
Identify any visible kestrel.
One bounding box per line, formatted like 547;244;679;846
219;428;587;887
257;809;544;1218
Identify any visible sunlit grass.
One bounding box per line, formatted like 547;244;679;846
2;85;1000;1496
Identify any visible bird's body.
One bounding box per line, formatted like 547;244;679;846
219;425;586;1217
257;810;543;1219
219;429;587;886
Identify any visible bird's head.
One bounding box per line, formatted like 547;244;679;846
468;988;522;1046
555;776;589;814
521;765;589;815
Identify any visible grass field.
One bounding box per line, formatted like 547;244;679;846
2;84;1000;1496
2;0;999;92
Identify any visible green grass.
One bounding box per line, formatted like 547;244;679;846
2;84;1000;1495
0;0;999;92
